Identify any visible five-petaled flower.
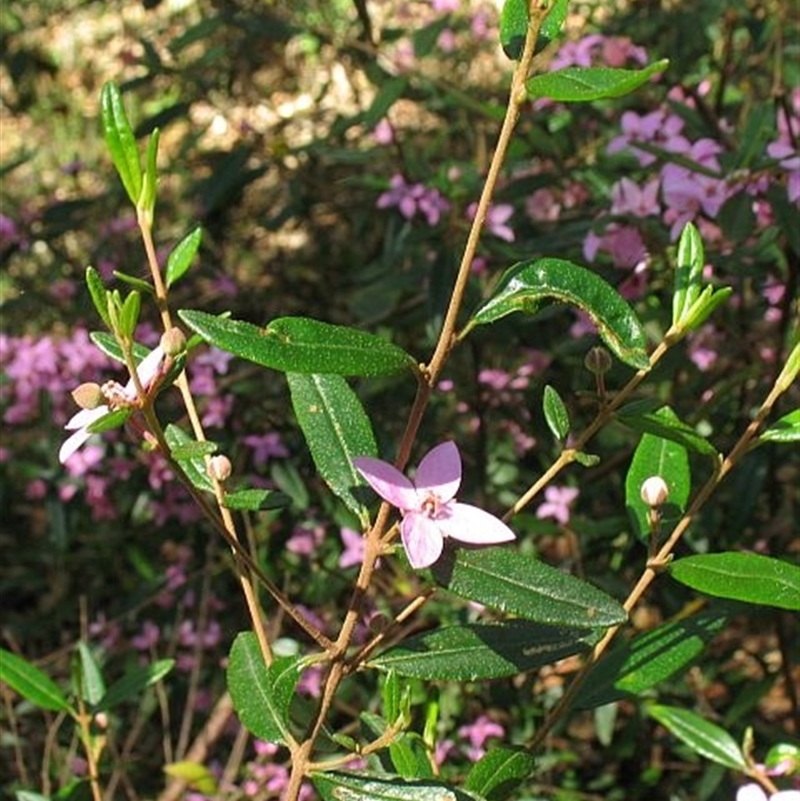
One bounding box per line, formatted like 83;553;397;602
59;346;166;464
353;441;515;569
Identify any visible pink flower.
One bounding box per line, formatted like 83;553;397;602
339;526;365;569
736;785;800;801
536;485;579;526
468;202;515;242
59;346;166;464
353;442;515;569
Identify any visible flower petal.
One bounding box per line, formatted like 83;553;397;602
64;406;109;431
123;346;166;399
401;512;444;569
353;456;418;511
415;441;461;502
437;502;516;545
59;427;95;464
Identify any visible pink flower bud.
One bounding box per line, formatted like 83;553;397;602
640;476;669;507
71;382;104;410
208;454;232;482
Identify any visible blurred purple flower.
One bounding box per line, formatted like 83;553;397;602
458;714;505;761
377;175;450;225
339;526;365;568
243;432;288;468
354;441;515;569
467;202;515;242
536;485;579;526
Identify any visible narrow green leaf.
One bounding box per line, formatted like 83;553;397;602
98;659;174;711
179;310;416;377
89;331;149;365
119;291;141;338
138;127;160;219
616;403;717;456
313;771;482;801
85;408;131;435
542;384;570;441
499;0;528;59
625;408;691;541
75;642;106;706
163;761;218;795
759;409;800;444
85;267;112;329
112;270;155;295
226;632;300;745
165;424;214;493
223;488;289;511
647;704;747;770
381;670;402;725
467;258;649;369
432;548;627;629
536;0;569;53
389;732;435;780
100;82;142;205
672;222;704;327
465;746;537;800
166;227;203;288
775;343;800;394
169;440;218;461
669;553;800;611
0;648;71;713
370;621;596;680
574;605;728;708
526;60;668;102
287;373;377;522
680;285;733;332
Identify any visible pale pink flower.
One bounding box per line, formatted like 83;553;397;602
59;346;166;464
536;485;579;526
353;442;515;569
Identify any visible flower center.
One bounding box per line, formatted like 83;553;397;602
420;493;442;519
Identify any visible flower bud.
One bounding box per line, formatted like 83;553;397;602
208;454;232;482
71;382;105;410
640;476;669;507
585;346;613;375
160;327;186;357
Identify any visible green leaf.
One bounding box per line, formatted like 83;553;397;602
138;127;160;219
616;402;717;456
89;331;150;365
98;659;174;711
465;746;537;801
169;439;218;461
381;670;402;725
226;632;300;745
625;408;691;541
679;284;733;332
389;732;435;780
179;310;416;377
499;0;528;59
15;792;51;801
542;384;570;441
775;343;800;394
574;605;728;708
166;227;203;288
165;424;214;493
100;82;142;205
85;266;112;329
85;408;132;435
672;222;704;327
668;553;800;611
370;621;596;680
433;548;627;629
163;761;218;795
0;648;71;712
467;258;649;369
526;60;668;102
223;488;289;511
647;704;747;770
112;270;155;295
536;0;569;53
75;642;106;706
759;409;800;444
287;373;377;523
119;291;141;338
313;770;485;801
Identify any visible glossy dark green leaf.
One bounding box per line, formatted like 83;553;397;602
287;373;376;522
574;605;727;708
672;222;704;327
98;659;174;711
669;553;800;611
468;258;649;369
165;424;214;493
223;488;289;511
543;384;570;441
370;620;596;680
100;82;142;205
166;227;202;288
647;704;746;770
226;632;300;745
89;331;150;365
433;548;627;628
85;266;112;328
625;408;691;541
616;402;717;456
139;127;160;218
0;648;71;713
313;771;483;801
759;409;800;444
465;746;537;800
389;732;435;780
535;0;569;53
75;641;105;706
169;439;218;461
179;310;416;377
526;60;668;102
499;0;528;59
